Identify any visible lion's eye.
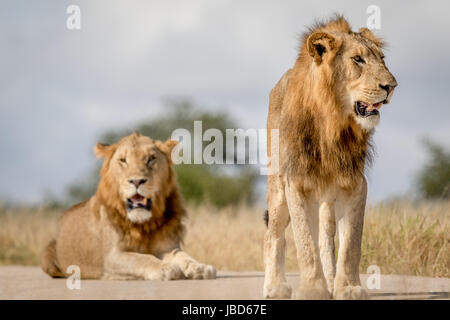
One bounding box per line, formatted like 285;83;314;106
119;158;127;164
380;55;385;60
352;56;365;64
147;155;156;166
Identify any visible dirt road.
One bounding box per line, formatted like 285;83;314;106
0;266;448;299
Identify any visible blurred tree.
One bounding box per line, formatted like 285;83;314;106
417;139;450;199
66;99;259;208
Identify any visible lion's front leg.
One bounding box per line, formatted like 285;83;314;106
161;249;216;280
319;201;336;294
104;250;184;281
285;182;330;300
334;179;368;300
263;178;291;299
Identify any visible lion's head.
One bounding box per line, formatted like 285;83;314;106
94;132;178;224
302;16;397;131
278;16;398;189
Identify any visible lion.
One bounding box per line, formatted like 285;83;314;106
41;132;216;281
263;16;397;299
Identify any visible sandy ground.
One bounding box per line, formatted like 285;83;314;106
0;266;449;300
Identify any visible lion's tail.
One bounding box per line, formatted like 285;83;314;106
41;239;64;278
263;209;269;228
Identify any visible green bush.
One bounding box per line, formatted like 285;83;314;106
417;139;450;199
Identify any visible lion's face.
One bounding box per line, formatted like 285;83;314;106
308;27;397;131
95;133;177;224
336;32;397;130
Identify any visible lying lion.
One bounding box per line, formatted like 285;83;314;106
264;16;397;299
41;132;216;280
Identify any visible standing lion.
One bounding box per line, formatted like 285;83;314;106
41;132;216;280
263;16;397;299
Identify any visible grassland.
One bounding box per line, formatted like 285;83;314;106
0;201;448;278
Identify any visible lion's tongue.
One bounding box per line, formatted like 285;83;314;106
130;194;145;204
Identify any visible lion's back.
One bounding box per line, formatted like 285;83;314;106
267;69;291;157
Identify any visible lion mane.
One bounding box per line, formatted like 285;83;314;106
94;138;185;252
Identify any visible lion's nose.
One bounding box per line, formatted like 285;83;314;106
379;82;396;95
129;179;147;187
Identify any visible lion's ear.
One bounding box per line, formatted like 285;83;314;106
94;142;115;159
157;139;178;154
307;32;341;65
358;28;384;47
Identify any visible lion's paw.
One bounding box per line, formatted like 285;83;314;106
293;286;331;300
333;285;368;300
263;282;292;299
184;262;216;280
159;263;185;280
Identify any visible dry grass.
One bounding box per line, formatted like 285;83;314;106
360;202;449;277
0;208;58;266
0;202;448;277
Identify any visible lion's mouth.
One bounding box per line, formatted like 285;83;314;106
126;194;152;211
355;101;383;118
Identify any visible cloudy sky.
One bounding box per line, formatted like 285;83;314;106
1;0;449;204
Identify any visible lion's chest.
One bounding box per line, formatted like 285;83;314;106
118;225;179;257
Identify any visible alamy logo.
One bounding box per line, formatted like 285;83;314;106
66;5;81;30
366;5;381;30
366;265;381;290
66;265;81;290
170;121;279;175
